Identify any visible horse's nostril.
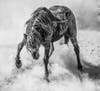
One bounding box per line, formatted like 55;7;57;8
32;52;39;60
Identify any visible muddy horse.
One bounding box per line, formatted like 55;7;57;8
15;6;83;82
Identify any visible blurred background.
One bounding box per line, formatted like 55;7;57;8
0;0;100;30
0;0;100;45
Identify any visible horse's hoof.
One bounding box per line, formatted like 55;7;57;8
15;59;22;69
46;77;50;82
78;65;83;72
44;76;50;82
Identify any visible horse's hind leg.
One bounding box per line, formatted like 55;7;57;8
68;23;83;71
64;31;83;71
67;14;83;71
70;36;83;71
15;34;27;68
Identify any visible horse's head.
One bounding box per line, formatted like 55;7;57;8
26;32;41;60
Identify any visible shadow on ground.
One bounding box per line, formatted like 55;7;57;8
60;50;100;80
82;61;100;80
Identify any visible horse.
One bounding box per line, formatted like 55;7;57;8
15;5;83;82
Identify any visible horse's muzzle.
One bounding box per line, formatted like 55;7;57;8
32;52;40;60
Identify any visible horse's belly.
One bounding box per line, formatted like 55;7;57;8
52;32;64;42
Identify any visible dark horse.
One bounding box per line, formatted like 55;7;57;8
15;6;83;82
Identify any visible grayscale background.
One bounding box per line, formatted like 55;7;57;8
0;0;100;91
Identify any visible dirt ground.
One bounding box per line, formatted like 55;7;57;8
0;30;100;91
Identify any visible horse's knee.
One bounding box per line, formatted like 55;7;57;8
18;41;25;51
18;43;22;50
16;41;25;59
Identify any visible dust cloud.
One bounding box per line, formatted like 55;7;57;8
0;34;100;91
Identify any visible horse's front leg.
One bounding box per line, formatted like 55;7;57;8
15;34;27;68
43;44;51;82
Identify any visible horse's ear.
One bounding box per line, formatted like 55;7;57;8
24;34;27;39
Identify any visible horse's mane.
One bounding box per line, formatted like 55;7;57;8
25;7;59;25
25;7;60;40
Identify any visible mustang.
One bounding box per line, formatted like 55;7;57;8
15;5;83;82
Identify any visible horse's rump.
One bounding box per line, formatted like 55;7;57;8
49;6;71;21
50;6;77;38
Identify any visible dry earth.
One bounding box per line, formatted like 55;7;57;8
0;30;100;91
